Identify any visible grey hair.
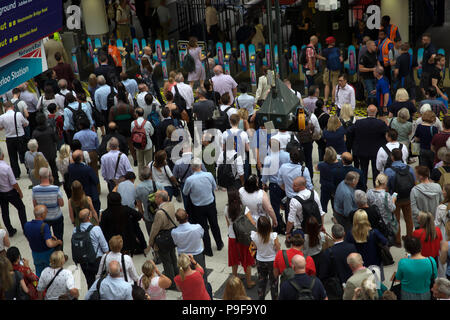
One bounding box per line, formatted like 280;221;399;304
174;73;184;82
345;171;360;185
27;139;39;152
192;158;202;170
107;137;119;150
197;87;207;97
354;190;368;206
331;224;345;239
420;103;432;114
39;167;50;178
97;75;106;85
139;166;151;181
58;79;67;89
158;190;169;202
434;278;450;297
347;253;364;268
34;205;47;217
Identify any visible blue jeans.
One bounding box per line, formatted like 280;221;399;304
364;78;377;100
45;215;64;250
32;249;54;278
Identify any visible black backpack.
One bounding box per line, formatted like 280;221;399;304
392;166;415;200
285;133;306;164
173;85;187;111
71;225;97;265
289;277;316;300
183;52;196;73
213;106;232;131
232;206;256;247
67;102;89;132
382;144;404;170
217;149;238;188
293;190;322;230
106;85;116;110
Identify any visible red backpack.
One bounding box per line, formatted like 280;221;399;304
131;120;148;150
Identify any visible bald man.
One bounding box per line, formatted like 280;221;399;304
211;64;238;102
72;208;108;288
343;253;373;300
286;176;325;240
85;260;133;300
331;152;366;192
346;104;388;188
279;254;327;300
303;35;319;89
148;190;179;284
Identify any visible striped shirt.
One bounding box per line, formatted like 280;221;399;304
32;185;63;220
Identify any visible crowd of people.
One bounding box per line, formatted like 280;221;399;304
1;8;450;301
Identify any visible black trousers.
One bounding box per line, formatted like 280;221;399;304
80;256;101;289
159;247;178;282
48;157;60;185
190;201;223;255
0;189;27;234
28;112;37;134
6;136;26;178
358;155;379;189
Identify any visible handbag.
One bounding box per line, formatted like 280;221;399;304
390;277;402;299
376;230;394;266
154;208;177;251
107;152;122;191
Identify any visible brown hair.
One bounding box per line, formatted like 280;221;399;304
0;256;14;299
223;276;250;300
166;125;176;139
33;154;49;180
71;180;87;207
257;216;272;244
153;150;167;169
141;58;153;73
140;260;156;290
188;37;198;48
418;212;437;242
109;235;124;253
422;110;436;124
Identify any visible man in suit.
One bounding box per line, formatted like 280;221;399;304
147;190;179;288
343;253;374;300
319;224;357;291
44;34;69;69
68;150;101;214
53;52;75;90
347;105;387;188
154;107;174;152
332;152;366;191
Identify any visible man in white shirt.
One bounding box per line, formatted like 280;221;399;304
286;176;325;239
131;108;154;177
334;73;356;114
55;79;76;111
0;102;29;178
219;92;238;122
136;83;161;116
283;79;303;105
376;128;409;172
217;141;245;189
11;88;29;119
211;65;238;102
271;130;297;150
221;114;250;165
101;138;133;192
171;73;195;110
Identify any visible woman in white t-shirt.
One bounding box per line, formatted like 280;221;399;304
0;222;10;256
36;251;79;300
250;216;280;300
224;189;256;289
149;150;179;201
139;260;171;300
239;175;278;228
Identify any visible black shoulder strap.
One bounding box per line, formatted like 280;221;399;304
14;111;19;137
382;145;392;157
282;250;290;269
113;152;122;179
45;268;64;292
152;179;156;192
121;253;128;283
40;222;48;239
236;97;240;109
96;276;105;300
224;105;234;113
159;208;177;228
180;164;191;182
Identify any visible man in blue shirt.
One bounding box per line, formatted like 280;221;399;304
183;159;223;257
63;94;95;145
262;138;290;233
73;208;108;289
317;36;343;104
120;72;138;98
373;66;392;118
171;208;208;286
24;205;63;277
85;260;133;300
334;171;359;232
94;75;117;123
235;83;256;119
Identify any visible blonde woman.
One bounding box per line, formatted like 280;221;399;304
323;115;347;155
237;108;249;131
187;37;206;88
139;260;171;300
174;253;211;300
345;210;388;280
68;180;99;227
163;71;177;95
37;251;79;300
390;107;412;146
339;103;357;163
31;154;51;187
56;144;72;197
388;88;416;120
412;212;443;262
223;275;251;300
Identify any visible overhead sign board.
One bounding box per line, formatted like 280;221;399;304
0;40;48;95
0;0;63;59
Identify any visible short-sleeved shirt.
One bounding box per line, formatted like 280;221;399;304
136;179;164;221
37;268;75;300
396;257;437;293
278;273;327;300
412;227;443;258
431;66;445;93
24;220;52;252
390;118;413;143
322;47;342;71
414;124;438;150
250;231;277;262
32;185;63;221
422;43;437;74
395;53;417;78
376;76;392;107
0;160;16;192
117;180;136;209
273;248;316;276
359;51;377;79
174;269;211;300
193;100;215;123
149;164;173;187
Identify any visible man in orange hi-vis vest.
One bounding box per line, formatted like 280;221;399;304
381;16;401;42
375;29;394;84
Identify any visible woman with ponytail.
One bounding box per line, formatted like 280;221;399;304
413;211;443;264
174;254;211;300
139;260;171;300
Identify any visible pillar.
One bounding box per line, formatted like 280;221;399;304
381;0;409;43
81;0;109;37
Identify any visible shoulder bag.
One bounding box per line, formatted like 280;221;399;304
376;230;394;266
232;206;256;247
154;208;177;251
107;152;122;191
